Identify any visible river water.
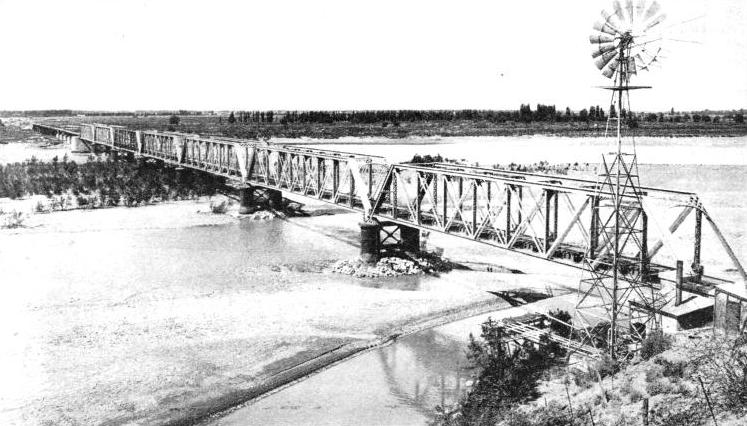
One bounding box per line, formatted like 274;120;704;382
2;135;745;425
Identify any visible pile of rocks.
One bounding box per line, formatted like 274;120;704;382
330;257;423;278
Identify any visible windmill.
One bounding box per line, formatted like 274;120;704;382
573;0;669;359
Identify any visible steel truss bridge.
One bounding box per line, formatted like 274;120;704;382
32;123;746;294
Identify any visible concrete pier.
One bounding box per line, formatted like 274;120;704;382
399;225;421;253
238;187;255;214
267;189;283;209
360;221;381;264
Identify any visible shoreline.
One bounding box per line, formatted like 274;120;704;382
182;297;513;426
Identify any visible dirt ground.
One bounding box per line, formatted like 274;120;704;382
0;196;583;425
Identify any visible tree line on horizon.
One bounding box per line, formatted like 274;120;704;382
224;106;744;126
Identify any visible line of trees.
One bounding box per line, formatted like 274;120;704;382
225;106;615;125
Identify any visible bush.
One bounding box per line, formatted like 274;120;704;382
209;200;228;214
432;317;566;425
649;397;709;426
640;330;672;360
593;354;620;379
694;334;747;410
646;378;674;396
654;358;687;378
0;210;25;228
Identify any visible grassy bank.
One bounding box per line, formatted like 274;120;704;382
41;115;747;139
432;319;747;425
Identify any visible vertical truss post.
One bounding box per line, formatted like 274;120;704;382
517;187;523;225
432;174;438;221
553;189;559;240
506;185;513;242
288;153;294;190
276;152;283;187
317;158;324;197
349;166;355;208
301;155;307;193
473;180;479;235
544;189;556;252
415;172;422;225
442;176;448;229
265;150;270;184
391;170;398;219
368;162;373;199
333;160;339;199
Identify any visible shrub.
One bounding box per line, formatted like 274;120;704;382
593;354;620;379
210;200;228;214
648;397;709;426
654;358;687;378
640;330;672;360
1;210;25;228
628;388;644;403
34;200;49;213
646;378;674;396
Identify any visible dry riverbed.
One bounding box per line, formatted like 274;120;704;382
0;196;580;425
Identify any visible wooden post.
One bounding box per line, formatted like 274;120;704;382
693;207;703;281
698;376;718;425
675;260;684;306
641;398;649;426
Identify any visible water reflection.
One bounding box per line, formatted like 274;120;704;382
377;329;470;417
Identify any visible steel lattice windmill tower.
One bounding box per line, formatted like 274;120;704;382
574;0;669;359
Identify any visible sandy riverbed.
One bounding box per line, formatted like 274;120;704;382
0;196;583;425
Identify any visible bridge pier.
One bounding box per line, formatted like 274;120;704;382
360;221;381;264
359;221;422;264
267;189;283;209
238;187;255;214
400;225;421;253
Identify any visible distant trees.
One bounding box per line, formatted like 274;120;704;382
168;115;180;125
209;107;745;128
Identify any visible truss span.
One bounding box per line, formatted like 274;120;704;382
31;122;745;290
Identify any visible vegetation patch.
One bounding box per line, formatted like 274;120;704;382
0;155;224;208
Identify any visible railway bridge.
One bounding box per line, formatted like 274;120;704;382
32;122;747;325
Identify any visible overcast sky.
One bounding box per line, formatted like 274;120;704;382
0;0;744;111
